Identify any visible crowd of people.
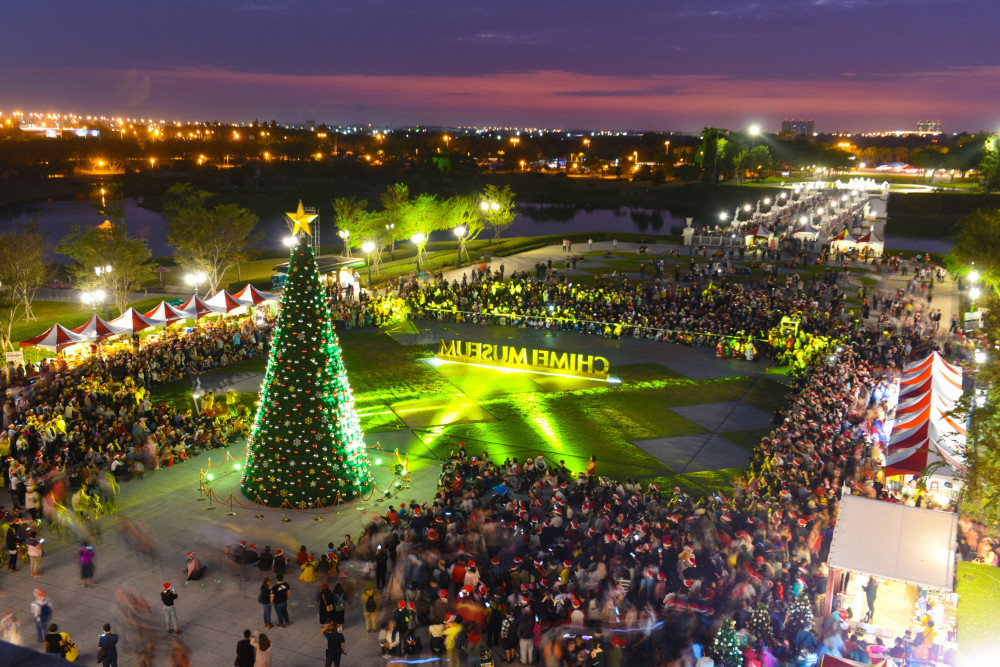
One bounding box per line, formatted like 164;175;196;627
1;314;274;536
0;243;977;666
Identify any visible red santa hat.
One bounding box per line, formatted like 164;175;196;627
397;600;406;610
163;583;172;590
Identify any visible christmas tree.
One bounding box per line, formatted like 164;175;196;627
709;618;743;667
747;602;775;647
241;207;372;507
783;593;815;635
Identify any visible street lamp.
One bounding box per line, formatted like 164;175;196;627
80;289;105;314
748;125;761;148
454;225;466;269
185;271;207;295
338;229;351;257
970;286;981;312
411;232;426;273
95;264;112;278
362;241;375;288
386;223;395;260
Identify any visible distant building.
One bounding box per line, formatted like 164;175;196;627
781;119;815;136
916;120;942;134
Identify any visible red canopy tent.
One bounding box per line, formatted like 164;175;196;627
233;284;276;306
108;308;159;335
884;419;966;477
743;224;772;238
142;302;188;326
71;315;125;342
204;290;243;314
19;323;89;352
176;294;216;320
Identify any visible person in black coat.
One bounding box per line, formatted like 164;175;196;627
236;629;256;667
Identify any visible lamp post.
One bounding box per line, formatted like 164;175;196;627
94;264;113;318
386;223;395;260
338;229;351;257
362;241;375;288
454;225;466;269
748;124;761;148
185;270;207;296
81;289;105;314
411;233;426;273
968;268;980;312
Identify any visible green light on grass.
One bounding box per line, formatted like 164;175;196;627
375;458;383;465
206;473;215;481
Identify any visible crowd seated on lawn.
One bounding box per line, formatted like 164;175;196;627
353;335;955;666
1;315;273;509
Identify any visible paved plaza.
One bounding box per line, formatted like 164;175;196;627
1;443;441;666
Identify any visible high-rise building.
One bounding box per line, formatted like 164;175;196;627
916;120;942;134
781;119;815;136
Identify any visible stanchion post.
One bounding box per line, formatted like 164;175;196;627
197;470;207;501
255;497;265;519
314;499;324;522
227;493;237;517
206;490;215;511
281;503;291;523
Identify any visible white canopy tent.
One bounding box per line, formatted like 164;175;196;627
828;494;958;590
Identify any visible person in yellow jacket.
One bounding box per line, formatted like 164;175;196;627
299;554;318;583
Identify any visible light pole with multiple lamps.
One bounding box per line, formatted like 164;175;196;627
386;223;395;261
94;264;113;317
80;289;105;315
338;229;351;257
362;242;375;288
185;271;207;296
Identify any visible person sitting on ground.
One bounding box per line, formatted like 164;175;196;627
184;551;206;581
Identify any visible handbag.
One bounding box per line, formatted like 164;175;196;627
97;647;106;662
326;604;334;612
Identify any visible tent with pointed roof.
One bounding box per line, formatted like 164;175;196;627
829;227;859;252
233;284;276;306
791;222;821;240
743;224;772;238
176;294;216;320
70;315;126;342
204;290;243;314
108;308;159;335
19;323;89;352
142;301;188;326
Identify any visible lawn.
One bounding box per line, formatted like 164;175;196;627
149;330;787;489
955;561;1000;659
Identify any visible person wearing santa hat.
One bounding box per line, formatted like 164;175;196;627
160;583;180;634
184;551;206;581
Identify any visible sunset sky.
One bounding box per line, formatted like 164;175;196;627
4;0;999;133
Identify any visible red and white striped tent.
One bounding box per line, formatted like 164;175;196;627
142;302;189;326
71;315;126;342
233;284;276;306
204;290;244;314
856;229;884;246
176;294;216;320
19;323;89;352
884;352;966;477
108;308;160;335
743;224;772;238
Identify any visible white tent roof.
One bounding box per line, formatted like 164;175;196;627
828;494;957;590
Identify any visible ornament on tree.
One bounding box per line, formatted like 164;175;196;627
240;231;372;507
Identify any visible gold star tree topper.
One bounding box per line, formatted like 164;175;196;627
287;200;317;237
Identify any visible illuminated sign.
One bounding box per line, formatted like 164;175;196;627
436;339;611;381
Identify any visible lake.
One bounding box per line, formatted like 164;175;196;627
0;198;954;258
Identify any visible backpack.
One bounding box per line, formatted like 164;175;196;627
365;594;377;613
334;595;347;612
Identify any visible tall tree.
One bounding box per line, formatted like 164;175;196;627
379;183;410;258
0;223;51;351
480;184;516;242
331;196;368;257
163;183;261;295
241;236;372;507
978;134;1000;192
947;208;1000;300
57;223;155;314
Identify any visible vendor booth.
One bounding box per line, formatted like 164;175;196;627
827;493;959;654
